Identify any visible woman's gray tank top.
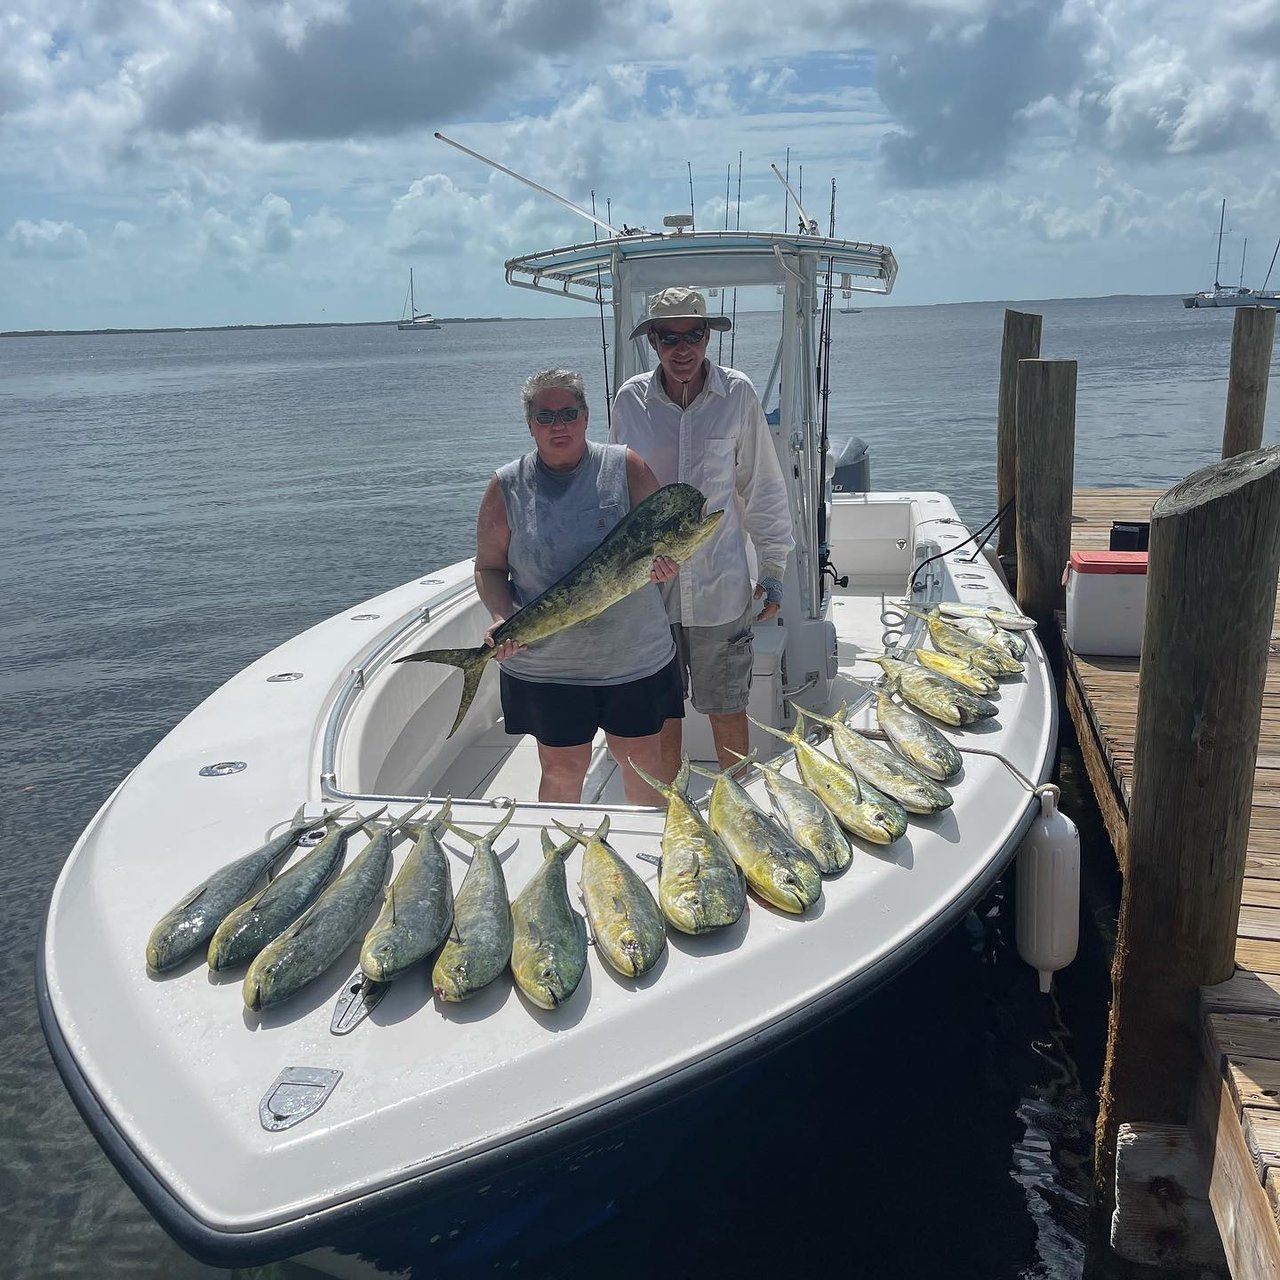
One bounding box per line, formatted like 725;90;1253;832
496;441;675;686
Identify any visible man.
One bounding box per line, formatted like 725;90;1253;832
609;286;793;776
476;367;681;806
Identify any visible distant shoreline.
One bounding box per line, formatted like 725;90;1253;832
0;317;521;338
1;294;1184;338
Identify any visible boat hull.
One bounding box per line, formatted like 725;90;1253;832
38;492;1057;1270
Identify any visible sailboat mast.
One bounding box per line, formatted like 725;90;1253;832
1214;199;1225;289
1263;238;1280;294
409;268;415;315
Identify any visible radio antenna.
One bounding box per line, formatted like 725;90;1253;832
434;131;624;239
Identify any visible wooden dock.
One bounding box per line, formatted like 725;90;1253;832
1066;487;1280;1278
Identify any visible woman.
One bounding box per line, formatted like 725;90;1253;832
474;368;682;805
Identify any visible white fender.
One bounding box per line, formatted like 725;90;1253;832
1015;784;1080;993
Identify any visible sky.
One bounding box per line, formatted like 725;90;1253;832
3;0;1279;331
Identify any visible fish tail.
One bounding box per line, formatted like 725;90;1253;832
540;827;576;860
551;818;588;847
745;712;792;746
625;757;672;799
392;645;492;737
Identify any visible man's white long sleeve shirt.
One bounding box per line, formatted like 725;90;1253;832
609;362;794;627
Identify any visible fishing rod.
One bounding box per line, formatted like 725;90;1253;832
816;179;836;598
590;192;612;425
687;161;696;230
434;131;625;239
730;151;742;367
718;162;730;364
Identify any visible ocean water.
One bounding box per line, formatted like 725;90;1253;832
3;296;1274;1279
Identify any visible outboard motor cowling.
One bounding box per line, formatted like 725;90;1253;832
830;436;871;493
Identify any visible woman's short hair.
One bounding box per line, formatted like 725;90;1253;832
521;368;587;417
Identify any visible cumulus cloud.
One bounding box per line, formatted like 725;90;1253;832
255;194;294;253
6;218;90;258
138;0;618;141
875;0;1095;185
1081;35;1275;158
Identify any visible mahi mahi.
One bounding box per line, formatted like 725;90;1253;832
432;805;516;1002
868;656;998;726
949;613;1028;660
728;748;853;874
693;760;823;913
394;483;724;736
359;800;455;983
146;804;349;972
913;646;999;694
509;829;589;1010
243;807;419;1011
554;816;667;977
796;705;952;814
747;714;907;844
863;682;963;782
208;807;385;971
912;606;1023;676
938;601;1037;631
628;757;748;934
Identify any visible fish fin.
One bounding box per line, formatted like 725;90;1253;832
527;919;543;946
429;797;453;833
542;828;575;860
612;894;630;922
391;645;492;738
388;887;397;925
551;818;587;846
625;756;669;798
488;803;516;842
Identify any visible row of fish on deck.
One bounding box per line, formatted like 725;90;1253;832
145;601;1034;1017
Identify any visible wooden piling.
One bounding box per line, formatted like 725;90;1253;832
1014;358;1075;661
1223;307;1277;458
996;309;1043;567
1093;448;1280;1262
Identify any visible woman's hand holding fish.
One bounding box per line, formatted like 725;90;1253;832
649;555;679;583
483;619;526;662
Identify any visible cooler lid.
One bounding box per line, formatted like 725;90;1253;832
1069;550;1149;575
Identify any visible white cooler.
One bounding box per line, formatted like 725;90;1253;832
1065;550;1148;657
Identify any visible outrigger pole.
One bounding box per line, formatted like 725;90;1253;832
770;162;819;235
433;131;626;240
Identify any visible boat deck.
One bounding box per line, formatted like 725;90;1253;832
1064;487;1280;1275
429;580;907;808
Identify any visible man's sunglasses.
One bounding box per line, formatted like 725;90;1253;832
653;326;708;348
532;407;583;425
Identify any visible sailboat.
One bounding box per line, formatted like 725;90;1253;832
397;268;441;329
1182;200;1280;308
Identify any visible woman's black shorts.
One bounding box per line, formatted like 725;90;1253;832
500;654;685;748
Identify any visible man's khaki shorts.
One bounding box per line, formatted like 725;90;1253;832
672;601;755;716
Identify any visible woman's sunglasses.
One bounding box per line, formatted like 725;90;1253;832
653;326;708;348
531;407;583;425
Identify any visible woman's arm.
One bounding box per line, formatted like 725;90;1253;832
474;475;524;659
